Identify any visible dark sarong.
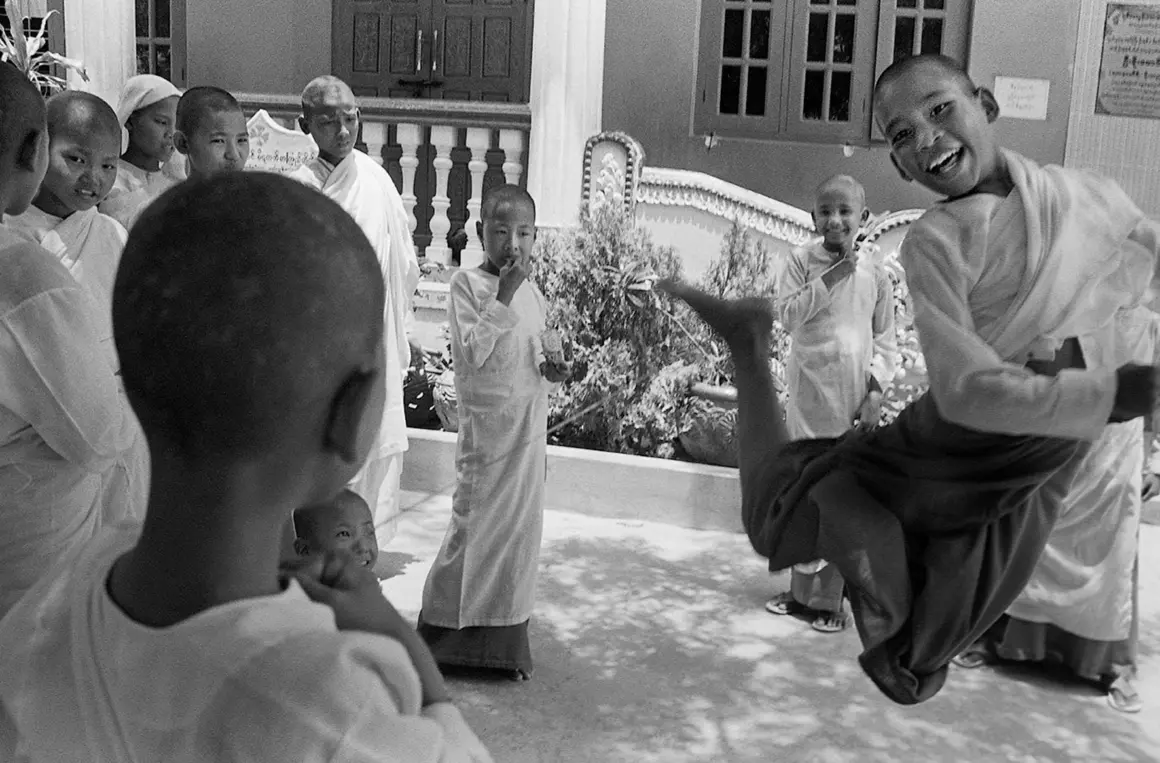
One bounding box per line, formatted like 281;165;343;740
744;392;1088;704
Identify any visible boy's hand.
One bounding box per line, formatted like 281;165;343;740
496;257;528;306
284;550;451;707
820;255;857;291
1143;473;1160;501
1110;364;1158;422
853;390;883;431
540;360;573;383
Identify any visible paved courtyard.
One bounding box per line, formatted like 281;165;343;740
381;491;1160;763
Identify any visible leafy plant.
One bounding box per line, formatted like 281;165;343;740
0;0;87;93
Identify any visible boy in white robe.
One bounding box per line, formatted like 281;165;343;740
0;63;140;617
173;86;250;180
767;174;897;633
417;185;570;681
0;172;491;762
290;75;421;549
292;489;379;570
98;74;183;231
659;54;1160;706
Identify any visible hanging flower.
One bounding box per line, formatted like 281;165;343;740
0;0;88;93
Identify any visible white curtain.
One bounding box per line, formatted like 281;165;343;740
63;0;135;108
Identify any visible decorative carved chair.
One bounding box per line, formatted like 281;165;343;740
580;131;646;218
245;109;318;175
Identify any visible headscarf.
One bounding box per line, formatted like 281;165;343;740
114;74;182;153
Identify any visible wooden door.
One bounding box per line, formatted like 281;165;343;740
430;0;531;102
333;0;429;98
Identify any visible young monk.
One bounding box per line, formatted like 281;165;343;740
659;53;1160;705
5;91;125;355
417;185;570;682
0;172;492;762
173;86;250;180
292;489;379;570
290;75;421;549
767;174;897;634
99;73;183;230
0;62;142;616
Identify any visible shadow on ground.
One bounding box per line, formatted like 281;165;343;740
384;494;1160;763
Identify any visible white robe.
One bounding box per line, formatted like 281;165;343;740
776;240;898;439
1004;307;1158;641
98;158;182;232
0;524;492;762
290;150;420;542
421;270;552;628
0;227;141;617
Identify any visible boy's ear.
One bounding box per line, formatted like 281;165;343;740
860;207;871;225
293;538;310;557
172;130;190;156
475;220;484;242
323;366;378;464
889;153;912;183
297;115;310;137
16;128;43;173
810;210;820;231
977;87;1001;124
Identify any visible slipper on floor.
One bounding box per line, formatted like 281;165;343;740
811;613;847;633
1107;678;1142;714
764;592;802;616
951;647;993;670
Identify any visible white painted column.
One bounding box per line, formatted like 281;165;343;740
361;121;387;167
462;127;491;269
396;123;423;235
63;0;136;106
427;125;457;266
526;0;607;228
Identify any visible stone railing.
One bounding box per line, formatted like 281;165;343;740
236;93;531;266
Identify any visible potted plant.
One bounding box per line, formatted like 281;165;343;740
0;0;87;93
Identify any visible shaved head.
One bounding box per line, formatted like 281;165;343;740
301;75;357;116
176;86;243;136
815;174;866;209
45;91;120;143
874;54;975;105
0;60;45;163
113;172;384;460
481;183;536;220
293;488;368;539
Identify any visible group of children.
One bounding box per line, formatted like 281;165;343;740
0;47;1154;759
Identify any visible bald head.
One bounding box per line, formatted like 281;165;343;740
114;172;384;460
874;54;975;105
0;61;47;215
301;75;357;116
176;86;243;136
815;174;866;209
45;91;120;144
481;183;536;221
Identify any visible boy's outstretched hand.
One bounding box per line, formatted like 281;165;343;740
281;550;452;708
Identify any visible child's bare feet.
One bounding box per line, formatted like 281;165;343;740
657;279;774;350
508;668;532;682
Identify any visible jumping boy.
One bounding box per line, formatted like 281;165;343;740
173;86;250;180
660;54;1160;705
99;74;183;230
0;63;142;616
0;172;491;761
417;185;570;682
290;75;421;549
766;174;897;633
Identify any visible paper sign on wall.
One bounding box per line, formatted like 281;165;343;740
993;76;1051;121
1097;4;1160;119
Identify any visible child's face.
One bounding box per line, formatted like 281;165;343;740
127;95;178;164
481;200;536;272
812;185;866;254
297;494;379;568
35;125;120;217
179;109;250;177
874;65;1000;199
302;89;360;164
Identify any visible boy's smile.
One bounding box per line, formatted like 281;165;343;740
812;181;867;255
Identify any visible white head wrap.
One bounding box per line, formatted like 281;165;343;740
115;74;182;153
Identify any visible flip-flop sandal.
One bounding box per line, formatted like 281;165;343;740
811;613;847;633
951;646;994;669
1107;678;1142;714
765;592;802;616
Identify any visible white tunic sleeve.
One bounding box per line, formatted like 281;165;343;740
449;271;519;371
869;264;899;391
0;286;133;472
775;248;830;332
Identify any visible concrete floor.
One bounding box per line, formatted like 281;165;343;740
382;491;1160;763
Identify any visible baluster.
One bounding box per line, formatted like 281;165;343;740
427;125;456;266
461;128;491;269
396;123;423;236
499;129;526;186
361;120;387;166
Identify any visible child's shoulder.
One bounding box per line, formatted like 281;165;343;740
0;234;79;310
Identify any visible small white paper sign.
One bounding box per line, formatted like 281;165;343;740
245;109;318;175
994;76;1051;121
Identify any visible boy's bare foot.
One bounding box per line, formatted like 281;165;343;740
509;668;532;682
657;279;774;350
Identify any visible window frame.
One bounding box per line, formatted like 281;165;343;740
135;0;186;86
693;0;973;147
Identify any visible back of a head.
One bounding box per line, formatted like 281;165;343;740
0;60;46;162
176;86;242;136
113;172;384;459
481;183;536;220
874;53;975;102
45;90;120;143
